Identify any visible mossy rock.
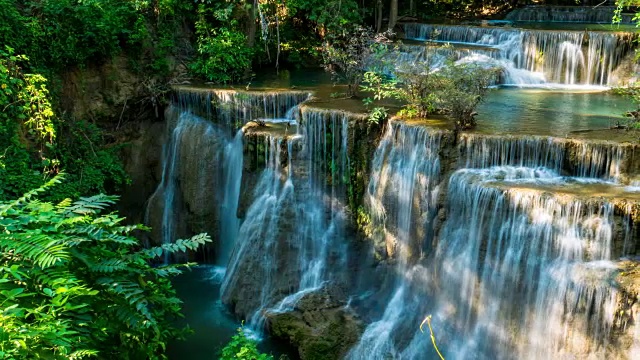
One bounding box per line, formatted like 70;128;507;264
266;287;364;360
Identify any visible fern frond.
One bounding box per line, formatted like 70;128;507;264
31;266;78;287
56;198;73;209
69;349;99;359
142;233;211;259
88;259;127;273
65;195;118;216
0;234;69;268
97;278;154;325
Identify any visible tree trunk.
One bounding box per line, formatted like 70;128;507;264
388;0;398;31
376;0;383;32
246;1;257;48
244;0;257;79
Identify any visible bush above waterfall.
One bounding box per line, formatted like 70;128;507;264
322;26;395;97
360;57;496;130
434;61;497;129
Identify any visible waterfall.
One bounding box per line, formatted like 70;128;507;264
434;168;621;359
173;87;311;125
221;107;350;330
401;24;635;86
221;135;296;329
145;106;181;263
218;130;244;266
347;122;445;359
571;141;625;180
146;107;229;263
267;108;351;312
348;120;634;359
460;134;630;181
459;134;565;172
146;88;311;266
389;43;500;76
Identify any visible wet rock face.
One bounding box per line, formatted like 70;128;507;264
118;120;166;224
612;259;640;358
266;287;364;360
61;56;140;121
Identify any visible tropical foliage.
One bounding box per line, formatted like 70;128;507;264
220;326;274;360
322;27;394;97
0;175;211;359
190;2;254;83
614;0;640;26
0;48;128;201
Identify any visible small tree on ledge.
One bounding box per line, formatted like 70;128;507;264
322;26;393;98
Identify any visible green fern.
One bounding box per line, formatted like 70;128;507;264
0;179;211;358
0;233;70;268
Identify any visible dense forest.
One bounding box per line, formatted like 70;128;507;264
0;0;638;359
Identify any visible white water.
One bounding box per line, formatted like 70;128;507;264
146;107;227;263
173;88;311;125
459;134;628;181
221;108;350;330
218;130;244;266
147;89;311;266
349;123;633;359
400;24;634;87
222;135;296;329
348;122;444;359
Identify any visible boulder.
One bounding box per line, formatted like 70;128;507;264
266;287;364;360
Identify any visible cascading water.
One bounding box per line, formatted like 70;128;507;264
347;122;445;359
218;131;244;265
221;135;296;328
348;121;636;359
572;141;625;180
400;24;635;87
146;106;228;263
146;88;310;266
459;134;565;172
431;167;624;359
284;108;350;298
460;134;630;181
221;107;350;330
151;64;638;359
173;87;311;125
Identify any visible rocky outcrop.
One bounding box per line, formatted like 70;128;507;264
266;287;364;360
612;259;640;357
117;120;166;224
60;55;153;123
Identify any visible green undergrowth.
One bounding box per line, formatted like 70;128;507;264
0;175;211;359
